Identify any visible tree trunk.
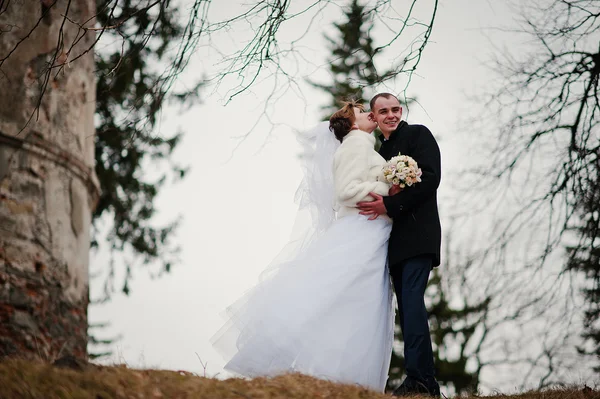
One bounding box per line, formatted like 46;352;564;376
0;0;98;360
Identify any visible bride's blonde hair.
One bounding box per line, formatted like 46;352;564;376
329;100;364;142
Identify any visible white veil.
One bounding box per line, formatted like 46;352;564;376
258;121;340;280
210;121;342;357
295;122;340;238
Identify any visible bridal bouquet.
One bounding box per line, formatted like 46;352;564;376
381;154;422;188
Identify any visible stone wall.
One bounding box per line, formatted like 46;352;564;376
0;0;99;359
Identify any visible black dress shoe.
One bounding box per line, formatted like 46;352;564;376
392;376;440;397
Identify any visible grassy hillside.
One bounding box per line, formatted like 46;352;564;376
0;359;598;399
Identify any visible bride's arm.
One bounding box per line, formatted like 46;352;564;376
334;138;390;207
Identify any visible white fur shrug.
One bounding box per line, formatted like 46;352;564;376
333;130;390;218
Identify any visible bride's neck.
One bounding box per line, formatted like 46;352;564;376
351;124;374;134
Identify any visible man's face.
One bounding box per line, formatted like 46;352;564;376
370;96;402;135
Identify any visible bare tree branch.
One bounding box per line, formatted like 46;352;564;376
456;0;599;382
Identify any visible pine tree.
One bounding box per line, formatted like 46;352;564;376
315;1;491;392
93;0;202;299
566;164;600;373
387;257;491;394
89;0;203;357
309;0;391;117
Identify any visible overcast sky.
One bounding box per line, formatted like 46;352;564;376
87;0;594;392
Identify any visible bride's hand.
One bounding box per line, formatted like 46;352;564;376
389;184;403;196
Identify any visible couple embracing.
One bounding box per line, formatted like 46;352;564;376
211;93;442;396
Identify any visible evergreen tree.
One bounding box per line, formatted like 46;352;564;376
567;164;600;373
93;0;202;298
89;0;203;357
315;1;491;392
387;255;491;394
309;0;391;117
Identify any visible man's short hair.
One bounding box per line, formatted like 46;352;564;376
370;93;399;111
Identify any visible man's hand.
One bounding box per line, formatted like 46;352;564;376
389;184;403;196
357;192;387;220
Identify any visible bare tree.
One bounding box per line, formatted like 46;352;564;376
458;0;599;382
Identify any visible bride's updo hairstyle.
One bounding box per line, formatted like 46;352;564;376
329;100;363;142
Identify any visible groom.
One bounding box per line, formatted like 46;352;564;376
357;93;441;397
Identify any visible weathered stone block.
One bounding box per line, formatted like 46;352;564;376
9;288;30;309
70;178;86;238
13;310;39;333
0;147;9;182
0;279;9;302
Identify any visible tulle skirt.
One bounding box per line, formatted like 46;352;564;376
210;215;395;392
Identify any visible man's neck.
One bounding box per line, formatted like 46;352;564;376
381;130;393;140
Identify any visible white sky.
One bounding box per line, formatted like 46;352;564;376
87;0;596;392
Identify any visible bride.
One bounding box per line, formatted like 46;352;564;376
211;101;395;392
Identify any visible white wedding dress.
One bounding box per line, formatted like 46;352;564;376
211;123;395;392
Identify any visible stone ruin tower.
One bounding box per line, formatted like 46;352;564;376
0;0;99;359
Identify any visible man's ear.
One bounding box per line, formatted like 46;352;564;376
368;112;375;122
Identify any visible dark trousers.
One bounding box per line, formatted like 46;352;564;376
390;255;436;382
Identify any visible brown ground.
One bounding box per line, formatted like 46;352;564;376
0;359;597;399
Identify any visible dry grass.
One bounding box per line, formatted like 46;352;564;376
0;359;598;399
